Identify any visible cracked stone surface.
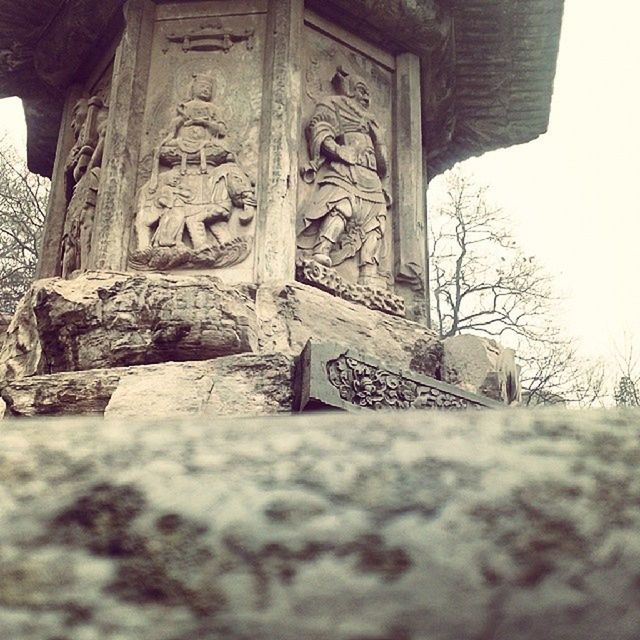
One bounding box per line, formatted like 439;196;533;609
0;272;259;379
0;409;639;639
0;275;443;384
256;283;442;377
1;354;294;418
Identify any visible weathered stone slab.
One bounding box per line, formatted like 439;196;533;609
2;368;122;417
0;288;43;380
0;272;259;379
0;312;12;354
2;276;443;382
297;340;502;411
443;334;521;404
257;281;442;378
0;409;638;639
1;354;294;417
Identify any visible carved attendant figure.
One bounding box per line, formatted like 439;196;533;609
131;71;256;271
61;96;108;277
298;66;389;287
151;72;232;187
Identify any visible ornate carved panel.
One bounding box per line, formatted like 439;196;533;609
297;340;503;412
131;1;266;283
297;14;396;294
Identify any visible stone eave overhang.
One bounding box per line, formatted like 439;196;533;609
0;0;563;179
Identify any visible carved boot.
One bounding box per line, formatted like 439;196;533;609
313;213;345;267
358;263;381;288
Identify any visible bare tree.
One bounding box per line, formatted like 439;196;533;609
0;139;48;313
612;335;640;407
429;169;605;406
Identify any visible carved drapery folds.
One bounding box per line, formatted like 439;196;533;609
130;72;256;271
296;63;405;314
297;65;390;288
60;96;108;278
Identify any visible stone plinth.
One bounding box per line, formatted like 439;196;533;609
0;272;441;382
444;334;521;405
0;409;637;639
0;272;446;416
2;354;294;418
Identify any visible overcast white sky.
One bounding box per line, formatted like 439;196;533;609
429;0;640;363
0;0;638;366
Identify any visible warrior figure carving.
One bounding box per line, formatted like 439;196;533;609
61;96;108;278
297;66;390;287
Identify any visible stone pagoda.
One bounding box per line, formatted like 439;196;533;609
0;0;564;417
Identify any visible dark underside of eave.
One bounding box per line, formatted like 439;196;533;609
427;0;564;177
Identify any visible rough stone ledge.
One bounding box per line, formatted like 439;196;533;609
0;409;638;639
1;353;295;418
0;272;259;379
0;273;443;381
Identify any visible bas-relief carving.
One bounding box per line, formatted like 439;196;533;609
163;21;255;53
326;354;496;411
60;96;108;278
296;258;405;318
131;11;265;275
297;23;400;314
130;73;256;270
297;65;390;289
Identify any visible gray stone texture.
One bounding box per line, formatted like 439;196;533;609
0;312;12;353
1;354;294;418
443;334;520;403
0;409;638;639
0;272;259;379
0;273;443;385
257;282;442;377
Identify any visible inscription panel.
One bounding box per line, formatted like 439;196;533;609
130;1;266;283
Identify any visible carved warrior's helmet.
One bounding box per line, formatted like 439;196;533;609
191;72;214;99
331;66;371;108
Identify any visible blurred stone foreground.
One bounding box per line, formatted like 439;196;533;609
0;409;639;640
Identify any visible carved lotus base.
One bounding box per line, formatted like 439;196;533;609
129;237;252;270
296;258;405;318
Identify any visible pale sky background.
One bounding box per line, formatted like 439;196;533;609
428;0;640;366
0;0;638;369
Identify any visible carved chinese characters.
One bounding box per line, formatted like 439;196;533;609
61;96;108;277
130;73;256;270
298;66;389;288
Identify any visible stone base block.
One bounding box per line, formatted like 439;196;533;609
1;354;294;418
1;273;443;382
443;334;521;404
257;282;442;378
0;272;259;379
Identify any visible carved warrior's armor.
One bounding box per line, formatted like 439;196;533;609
298;73;389;285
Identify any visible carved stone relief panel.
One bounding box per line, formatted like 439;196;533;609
130;1;266;283
296;13;403;313
59;62;113;278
